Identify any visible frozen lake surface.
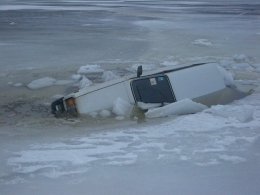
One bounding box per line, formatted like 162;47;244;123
0;0;260;194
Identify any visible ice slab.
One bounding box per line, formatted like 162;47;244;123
71;74;82;81
102;71;120;82
78;75;93;89
27;77;73;89
146;99;208;118
27;77;57;90
77;65;104;74
205;104;254;123
192;39;213;46
137;102;161;110
217;65;235;87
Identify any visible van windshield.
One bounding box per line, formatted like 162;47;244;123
131;75;175;104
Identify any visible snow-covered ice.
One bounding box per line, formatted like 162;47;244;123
205;104;254;123
192;39;213;47
2;92;260;190
27;77;73;89
145;99;208;118
217;65;235;87
77;65;104;74
27;77;57;89
13;83;23;87
78;75;93;89
101;71;120;82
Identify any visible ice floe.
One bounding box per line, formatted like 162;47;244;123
161;60;179;66
137;102;161;110
27;77;57;89
204;104;254;123
217;65;235;87
192;39;213;46
8;82;23;87
71;74;82;81
146;99;208;118
27;77;73;90
101;71;120;82
233;54;252;64
78;75;93;89
218;155;246;164
13;83;23;87
77;65;104;74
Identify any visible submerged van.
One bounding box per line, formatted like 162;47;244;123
51;62;236;117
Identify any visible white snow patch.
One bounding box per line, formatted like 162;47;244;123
231;54;255;70
205;105;254;123
81;24;93;27
137;102;161;110
233;63;254;71
218;155;246;164
112;97;132;116
219;58;234;68
192;39;213;46
233;54;251;64
146;99;208;118
106;153;137;166
78;75;93;89
179;155;190;161
40;167;90;179
2;176;27;185
217;65;235;87
161;60;179;66
101;71;120;82
27;77;56;89
196;159;220;166
27;77;74;89
13;83;23;87
77;65;104;74
115;116;125;120
71;74;82;81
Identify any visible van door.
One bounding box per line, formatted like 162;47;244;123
131;75;176;104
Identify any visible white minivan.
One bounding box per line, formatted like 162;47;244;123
51;62;238;117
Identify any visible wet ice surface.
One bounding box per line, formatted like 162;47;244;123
1;0;260;194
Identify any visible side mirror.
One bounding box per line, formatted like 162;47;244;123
137;65;143;77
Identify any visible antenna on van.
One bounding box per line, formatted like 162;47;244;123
137;65;142;77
